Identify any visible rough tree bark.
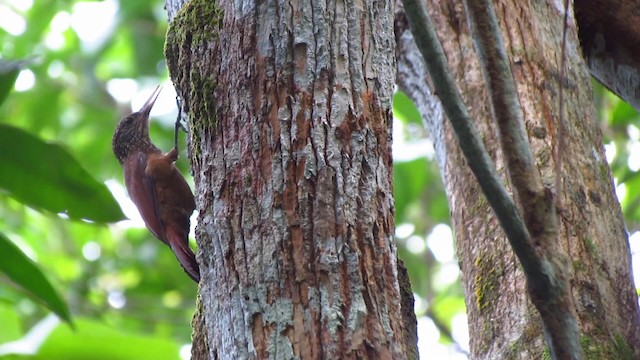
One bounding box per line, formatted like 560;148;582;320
396;0;640;358
164;0;416;359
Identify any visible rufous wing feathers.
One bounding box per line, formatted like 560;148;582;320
166;226;200;282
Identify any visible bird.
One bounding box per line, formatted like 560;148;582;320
112;86;200;282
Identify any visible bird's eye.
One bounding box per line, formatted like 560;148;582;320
123;116;134;125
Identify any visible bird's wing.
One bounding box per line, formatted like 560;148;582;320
124;152;168;245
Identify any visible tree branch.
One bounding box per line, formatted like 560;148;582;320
399;0;538;268
462;2;583;358
462;0;542;208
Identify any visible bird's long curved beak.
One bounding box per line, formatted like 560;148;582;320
140;86;162;117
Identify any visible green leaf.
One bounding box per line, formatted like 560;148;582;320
394;158;430;221
0;233;72;325
0;59;31;108
393;91;422;125
36;318;181;360
0;125;126;223
0;301;22;343
609;94;639;126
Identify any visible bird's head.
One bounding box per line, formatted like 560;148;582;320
112;86;161;163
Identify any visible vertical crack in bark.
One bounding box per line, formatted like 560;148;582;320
347;0;362;113
305;1;324;357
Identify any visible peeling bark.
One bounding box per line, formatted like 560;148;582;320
165;0;412;359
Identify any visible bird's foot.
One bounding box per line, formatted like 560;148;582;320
174;95;189;150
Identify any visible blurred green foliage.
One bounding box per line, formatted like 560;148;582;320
0;1;194;359
37;317;181;360
0;123;125;223
393;91;465;350
596;84;640;231
0;0;638;359
0;233;72;326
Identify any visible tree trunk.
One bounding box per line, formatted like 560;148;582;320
396;0;640;358
164;0;415;359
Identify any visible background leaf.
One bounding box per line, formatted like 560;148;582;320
36;318;181;360
393;91;423;125
0;59;32;108
0;125;125;223
0;233;72;325
0;302;22;344
0;2;199;359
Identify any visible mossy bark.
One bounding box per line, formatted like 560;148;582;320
165;0;415;359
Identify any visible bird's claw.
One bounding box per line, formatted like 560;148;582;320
174;95;185;150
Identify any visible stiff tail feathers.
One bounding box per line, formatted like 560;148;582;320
166;227;200;283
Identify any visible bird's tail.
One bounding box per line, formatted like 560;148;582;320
166;227;201;283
